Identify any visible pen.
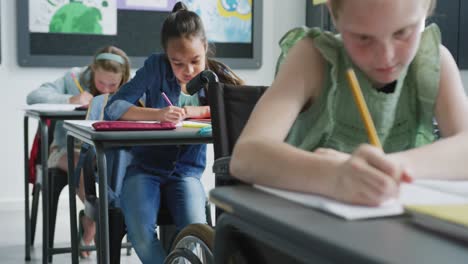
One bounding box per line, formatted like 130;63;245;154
197;126;212;136
345;68;382;149
70;72;84;93
161;92;173;106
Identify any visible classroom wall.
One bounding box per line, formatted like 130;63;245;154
1;0;468;208
0;0;306;208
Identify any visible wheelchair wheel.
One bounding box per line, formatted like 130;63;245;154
164;248;202;264
170;223;214;264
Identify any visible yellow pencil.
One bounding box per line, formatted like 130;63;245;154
345;68;382;148
71;72;84;93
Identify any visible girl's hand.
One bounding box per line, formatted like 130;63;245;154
69;91;93;105
183;106;211;119
314;148;350;162
330;144;406;206
160;106;186;123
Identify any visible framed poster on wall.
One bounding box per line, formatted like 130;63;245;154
17;0;262;69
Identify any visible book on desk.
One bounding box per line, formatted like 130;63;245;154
406;204;468;243
255;180;468;220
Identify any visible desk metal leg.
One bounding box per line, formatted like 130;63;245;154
39;119;49;264
48;135;56;263
67;135;79;264
24;116;31;261
96;144;110;264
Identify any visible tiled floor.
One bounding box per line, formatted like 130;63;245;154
0;203;141;263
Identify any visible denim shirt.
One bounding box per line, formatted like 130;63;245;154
104;53;206;178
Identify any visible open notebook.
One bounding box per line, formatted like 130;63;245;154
255;180;468;220
23;103;83;111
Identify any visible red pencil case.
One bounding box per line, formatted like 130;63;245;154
92;121;176;131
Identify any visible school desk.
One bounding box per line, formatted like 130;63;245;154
63;121;212;264
23;108;86;263
210;185;468;263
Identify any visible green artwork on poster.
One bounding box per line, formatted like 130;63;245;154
29;0;116;35
49;2;102;34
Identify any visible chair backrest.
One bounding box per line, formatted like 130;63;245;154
208;82;268;186
29;119;58;184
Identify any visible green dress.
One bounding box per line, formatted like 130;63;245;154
282;24;441;153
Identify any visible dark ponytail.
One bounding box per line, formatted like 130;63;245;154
207;59;244;86
161;2;205;51
171;1;188;12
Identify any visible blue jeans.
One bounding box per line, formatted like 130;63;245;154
120;165;207;264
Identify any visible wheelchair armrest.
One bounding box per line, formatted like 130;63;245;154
212;156;248;186
212;156;231;180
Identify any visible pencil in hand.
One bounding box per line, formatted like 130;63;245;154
345;69;413;183
345;68;382;149
161;92;173;106
70;72;85;94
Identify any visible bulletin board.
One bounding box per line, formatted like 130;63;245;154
17;0;262;69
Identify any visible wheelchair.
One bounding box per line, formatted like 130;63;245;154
164;71;268;264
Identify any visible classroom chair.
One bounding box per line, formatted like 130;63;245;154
27;119;71;263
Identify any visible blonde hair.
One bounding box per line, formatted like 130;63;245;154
81;45;131;96
329;0;436;19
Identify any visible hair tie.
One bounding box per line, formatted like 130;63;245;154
95;53;125;64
